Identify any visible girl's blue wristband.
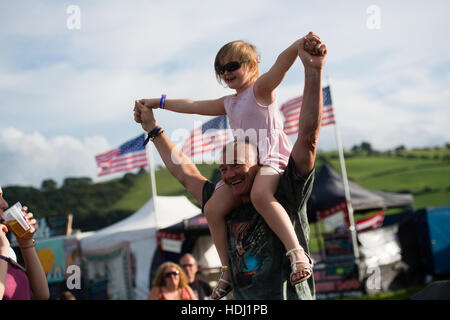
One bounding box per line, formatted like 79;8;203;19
160;94;166;109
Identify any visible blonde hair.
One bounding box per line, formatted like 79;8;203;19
153;262;189;289
214;40;260;84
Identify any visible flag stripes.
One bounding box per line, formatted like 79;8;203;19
280;85;335;136
95;134;148;177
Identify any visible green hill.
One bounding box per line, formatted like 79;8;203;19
113;147;450;215
3;146;449;241
324;152;450;211
111;163;220;211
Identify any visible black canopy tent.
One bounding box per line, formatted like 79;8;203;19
159;162;415;233
307;163;414;222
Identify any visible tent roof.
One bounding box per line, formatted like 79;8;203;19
160;213;210;235
308;163;414;220
80;196;201;252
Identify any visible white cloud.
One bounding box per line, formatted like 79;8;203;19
0;127;110;187
0;0;449;186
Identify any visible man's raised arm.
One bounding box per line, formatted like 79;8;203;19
291;32;328;177
134;102;207;205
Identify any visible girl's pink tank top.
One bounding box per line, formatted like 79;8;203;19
224;83;292;173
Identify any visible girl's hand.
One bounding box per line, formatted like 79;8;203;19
139;98;160;109
135;100;158;132
298;32;327;70
134;99;159;124
302;32;326;56
0;223;11;256
15;207;38;246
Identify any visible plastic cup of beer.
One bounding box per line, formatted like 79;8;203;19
2;202;30;238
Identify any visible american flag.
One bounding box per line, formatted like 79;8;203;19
180;115;231;158
356;211;384;232
95;134;148;177
280;85;335;136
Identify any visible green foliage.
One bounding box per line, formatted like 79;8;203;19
41;179;57;191
3;172;143;232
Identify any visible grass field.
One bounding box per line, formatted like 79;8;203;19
326;155;450;211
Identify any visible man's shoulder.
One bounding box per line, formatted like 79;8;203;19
201;180;216;209
279;156;315;186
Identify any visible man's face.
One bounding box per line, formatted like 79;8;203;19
180;256;198;283
219;143;259;201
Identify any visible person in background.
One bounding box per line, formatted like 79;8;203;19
0;185;50;300
179;253;212;300
147;261;197;300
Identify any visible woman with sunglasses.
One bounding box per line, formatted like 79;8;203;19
147;262;197;300
137;32;325;299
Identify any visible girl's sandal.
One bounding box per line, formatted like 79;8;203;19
210;266;233;300
286;248;314;285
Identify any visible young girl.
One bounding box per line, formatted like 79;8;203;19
138;32;324;299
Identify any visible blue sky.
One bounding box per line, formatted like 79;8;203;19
1;0;449;187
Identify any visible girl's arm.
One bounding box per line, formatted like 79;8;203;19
17;211;50;300
139;97;226;116
254;34;320;105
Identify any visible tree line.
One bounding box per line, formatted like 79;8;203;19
3;169;147;232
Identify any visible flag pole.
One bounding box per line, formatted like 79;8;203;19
326;78;360;262
145;143;158;228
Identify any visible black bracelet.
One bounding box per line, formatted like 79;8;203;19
143;126;164;146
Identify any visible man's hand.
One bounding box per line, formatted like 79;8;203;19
298;32;327;71
134;100;157;132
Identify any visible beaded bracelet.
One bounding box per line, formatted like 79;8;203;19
143;126;164;146
18;239;35;250
160;94;167;109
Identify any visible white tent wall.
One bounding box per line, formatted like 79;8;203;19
192;235;221;271
130;237;157;299
80;196;201;300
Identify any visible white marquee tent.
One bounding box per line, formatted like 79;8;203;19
80;195;211;300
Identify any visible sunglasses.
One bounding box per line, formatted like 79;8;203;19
164;271;180;278
216;60;249;75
